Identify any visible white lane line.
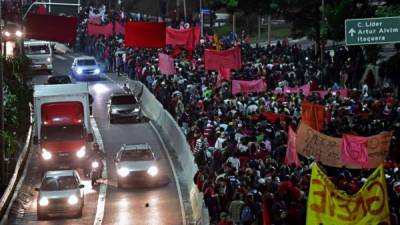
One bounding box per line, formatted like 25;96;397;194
54;55;67;60
149;121;187;225
91;117;108;225
106;74;186;225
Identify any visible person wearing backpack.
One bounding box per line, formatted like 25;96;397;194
240;195;255;225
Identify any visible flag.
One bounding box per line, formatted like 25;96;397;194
263;202;271;225
301;102;325;131
26;14;77;44
232;80;267;95
35;5;47;15
284;126;302;167
171;46;182;58
341;134;369;166
213;33;222;51
216;68;231;87
166;27;200;50
158;53;176;75
124;22;166;48
204;47;242;70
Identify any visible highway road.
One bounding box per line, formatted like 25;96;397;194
3;53;183;225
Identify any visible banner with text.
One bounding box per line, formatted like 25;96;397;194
296;122;391;168
204;47;242;70
307;163;390;225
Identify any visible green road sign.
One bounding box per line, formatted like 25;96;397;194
345;16;400;45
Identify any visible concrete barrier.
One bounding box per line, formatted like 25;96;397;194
0;125;33;222
128;81;208;225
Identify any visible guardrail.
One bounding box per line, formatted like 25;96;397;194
128;81;209;225
0;125;33;221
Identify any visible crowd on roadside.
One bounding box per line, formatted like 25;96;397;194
80;6;400;225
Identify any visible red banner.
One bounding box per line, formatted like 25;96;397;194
232;79;267;95
301;102;325;131
341;134;369;167
166;27;200;50
115;22;125;35
26;14;77;44
283;84;311;95
204;47;242;70
124;22;166;48
158;53;176;75
88;23;113;37
88;15;102;25
262;112;290;123
216;68;231;87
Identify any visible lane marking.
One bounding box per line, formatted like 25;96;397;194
54;55;67;60
91;117;108;225
106;74;186;225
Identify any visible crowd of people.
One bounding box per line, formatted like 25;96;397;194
80;6;400;225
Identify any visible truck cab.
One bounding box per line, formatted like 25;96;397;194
34;84;93;171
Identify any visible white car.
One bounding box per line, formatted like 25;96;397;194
24;41;53;74
71;56;102;80
115;143;159;188
36;170;84;220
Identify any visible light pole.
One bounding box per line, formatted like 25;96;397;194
0;0;5;189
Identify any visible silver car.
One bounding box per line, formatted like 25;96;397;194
115;143;159;188
36;170;84;220
108;93;142;123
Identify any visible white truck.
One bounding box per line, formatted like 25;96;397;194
33;83;93;170
24;41;53;74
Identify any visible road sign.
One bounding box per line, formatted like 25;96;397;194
345;16;400;45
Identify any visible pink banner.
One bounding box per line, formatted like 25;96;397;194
283;84;310;95
341;134;369;167
166;27;200;50
158;53;176;75
87;23;113;37
88;15;102;25
312;89;348;98
232;79;267;95
204;47;242;70
285;126;302;167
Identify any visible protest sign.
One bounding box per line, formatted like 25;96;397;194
301;102;325;131
158;53;176;75
296;122;391;168
307;163;390;225
232;80;267;95
204;47;242;70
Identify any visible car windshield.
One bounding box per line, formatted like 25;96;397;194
24;45;50;55
77;59;96;66
111;95;137;105
42;125;84;141
41;176;78;191
120;150;153;161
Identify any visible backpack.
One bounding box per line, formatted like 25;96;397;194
240;205;254;223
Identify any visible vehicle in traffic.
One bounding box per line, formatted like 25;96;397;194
33;84;93;171
108;93;142;123
70;56;102;80
46;75;72;85
24;41;53;74
36;170;85;220
115;143;159;188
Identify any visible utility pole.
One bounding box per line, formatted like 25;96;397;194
182;0;186;21
200;0;203;37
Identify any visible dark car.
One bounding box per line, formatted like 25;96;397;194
108;93;142;123
47;75;72;85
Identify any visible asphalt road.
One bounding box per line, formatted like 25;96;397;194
3;53;183;225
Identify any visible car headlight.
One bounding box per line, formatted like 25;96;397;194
76;146;86;158
92;161;99;168
133;108;140;113
147;166;158;177
118;167;129;177
4;31;10;37
94;68;100;74
67;195;79;205
77;69;83;74
41;149;52;160
47;57;51;62
39;197;49;206
15;30;22;37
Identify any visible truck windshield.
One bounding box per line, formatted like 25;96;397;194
42;125;84;141
41;176;79;191
112;95;137;105
24;45;50;55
